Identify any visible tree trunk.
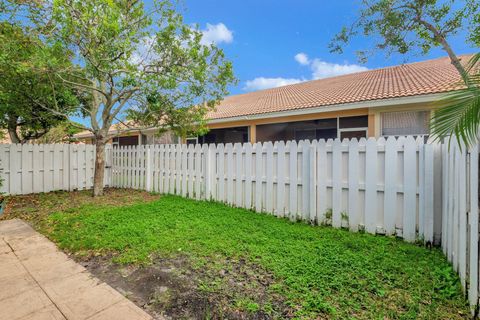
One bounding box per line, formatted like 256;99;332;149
7;116;21;144
93;138;106;197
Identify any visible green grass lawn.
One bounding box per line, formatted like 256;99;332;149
34;194;468;319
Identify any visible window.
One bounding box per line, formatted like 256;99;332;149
198;127;249;144
112;135;140;147
339;116;368;129
338;116;368;140
141;134;148;145
381;111;430;136
112;137;120;148
294;118;338;142
186;137;198;145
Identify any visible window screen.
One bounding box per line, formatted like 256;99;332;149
295;129;316;141
339;116;368;129
381;111;430;136
340;130;367;140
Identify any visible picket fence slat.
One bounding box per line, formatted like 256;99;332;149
317;140;327;224
277;141;286;217
254;142;262;212
265;142;274;214
468;145;479;308
332;139;342;228
289;141;298;221
348;138;359;232
301;140;310;220
403;137;417;242
235;143;243;207
364;138;377;234
244;143;253;209
384;137;397;235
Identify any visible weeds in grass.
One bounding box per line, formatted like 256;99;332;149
15;194;470;319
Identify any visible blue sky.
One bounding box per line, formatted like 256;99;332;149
182;0;476;95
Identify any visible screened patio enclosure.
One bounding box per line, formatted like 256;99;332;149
256;115;368;143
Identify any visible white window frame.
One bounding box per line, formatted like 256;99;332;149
336;117;369;139
338;127;368;139
185;137;198;144
112;137;120;148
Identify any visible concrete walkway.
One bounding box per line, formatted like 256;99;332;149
0;219;153;320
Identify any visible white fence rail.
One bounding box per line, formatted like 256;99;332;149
0;144;112;195
441;141;479;310
110;136;442;243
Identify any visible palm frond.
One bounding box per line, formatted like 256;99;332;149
466;53;480;72
430;86;480;148
430;53;480;149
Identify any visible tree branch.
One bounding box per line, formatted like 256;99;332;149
412;8;470;86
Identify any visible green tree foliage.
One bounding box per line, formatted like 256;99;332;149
2;0;235;196
0;22;80;143
331;0;480;146
35;121;85;144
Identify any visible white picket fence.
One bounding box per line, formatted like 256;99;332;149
441;141;479;310
0;144;112;195
1;139;479;312
110;136;441;243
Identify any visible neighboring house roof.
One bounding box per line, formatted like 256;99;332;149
74;121;147;139
207;55;469;121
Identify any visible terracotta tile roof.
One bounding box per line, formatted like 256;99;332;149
207;55;471;120
75;121;143;138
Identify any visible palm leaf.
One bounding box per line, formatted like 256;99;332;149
431;86;480;148
466;53;480;72
430;54;480;149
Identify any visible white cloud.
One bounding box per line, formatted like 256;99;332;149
243;53;368;92
294;52;368;79
130;36;156;66
294;52;310;66
243;77;303;91
309;58;368;79
200;23;233;45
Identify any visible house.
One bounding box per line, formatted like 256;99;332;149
74;122;179;147
75;55;467;146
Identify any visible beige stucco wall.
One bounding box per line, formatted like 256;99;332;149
206;100;442;142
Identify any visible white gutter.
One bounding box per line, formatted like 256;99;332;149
206;92;447;124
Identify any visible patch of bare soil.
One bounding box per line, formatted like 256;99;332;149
80;255;290;320
1;188;160;225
